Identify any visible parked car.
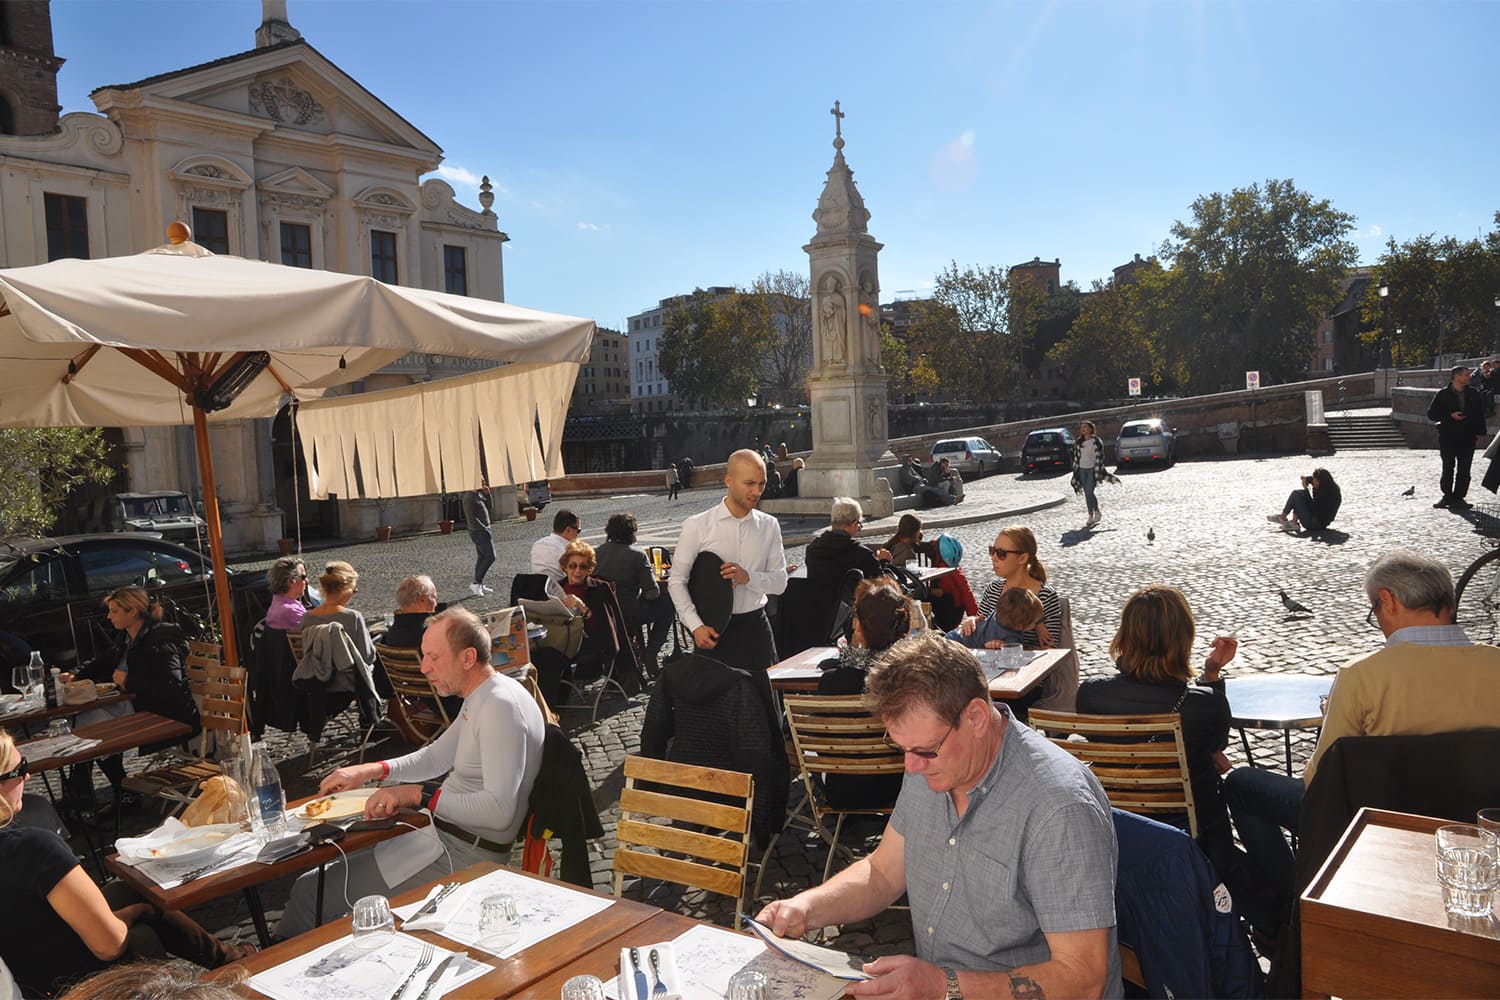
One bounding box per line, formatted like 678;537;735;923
519;480;551;510
1021;428;1076;474
1115;419;1177;467
0;533;269;670
84;490;207;548
930;437;1003;477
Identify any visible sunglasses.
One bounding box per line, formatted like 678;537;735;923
565;562;592;571
884;723;955;760
0;755;28;782
989;546;1026;559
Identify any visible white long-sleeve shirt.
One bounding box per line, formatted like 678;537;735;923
384;671;543;843
668;498;788;633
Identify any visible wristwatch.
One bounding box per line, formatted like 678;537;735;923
941;965;962;999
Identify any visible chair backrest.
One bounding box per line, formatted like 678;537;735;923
827;567;868;645
1027;709;1198;837
613;754;754;925
184;640;221;699
783;693;905;817
199;663;246;735
284;629;304;663
374;642;452;737
1033;595;1080;712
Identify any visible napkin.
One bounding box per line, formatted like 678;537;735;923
614;942;681;1000
393;880;474;932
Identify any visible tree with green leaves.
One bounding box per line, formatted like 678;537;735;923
1159;178;1357;389
904;261;1014;402
658;287;779;409
1361;221;1500;365
1049;264;1174;399
0;427;115;537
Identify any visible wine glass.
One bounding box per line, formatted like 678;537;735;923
11;667;33;706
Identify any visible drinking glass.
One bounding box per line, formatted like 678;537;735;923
559;975;606;1000
350;894;394;944
46;718;71;739
727;969;769;1000
1435;824;1498;918
1000;644;1023;671
477;892;520;951
1477;808;1500;850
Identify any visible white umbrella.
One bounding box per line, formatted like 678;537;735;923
0;231;592;667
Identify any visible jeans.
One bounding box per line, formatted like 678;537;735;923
469;528;495;585
1078;467;1098;515
1223;766;1305;918
1283;489;1324;530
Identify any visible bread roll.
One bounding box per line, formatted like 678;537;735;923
181;774;247;827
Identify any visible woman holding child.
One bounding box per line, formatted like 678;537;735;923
958;525;1064;648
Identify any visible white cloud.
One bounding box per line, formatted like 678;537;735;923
1360;224;1383;240
576;221;605;232
930;129;979;194
436;164;482;188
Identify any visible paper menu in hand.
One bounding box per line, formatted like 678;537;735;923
744;917;873;980
602;924;850;1000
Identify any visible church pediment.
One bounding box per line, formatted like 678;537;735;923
261;165;335;199
92;41;440;159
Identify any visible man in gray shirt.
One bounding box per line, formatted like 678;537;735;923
758;630;1120;999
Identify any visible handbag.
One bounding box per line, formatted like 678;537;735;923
528;611;585;659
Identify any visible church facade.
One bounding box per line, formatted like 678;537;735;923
0;1;509;550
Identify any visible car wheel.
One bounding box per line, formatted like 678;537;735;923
976;460;985;478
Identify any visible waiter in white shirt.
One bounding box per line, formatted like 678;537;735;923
668;449;788;671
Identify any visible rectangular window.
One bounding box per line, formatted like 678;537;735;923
443;244;467;295
192;208;230;254
280;222;312;268
370;229;398;283
44;193;89;261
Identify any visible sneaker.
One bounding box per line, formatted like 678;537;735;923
469;582;486;597
481;583;494;594
1266;513;1288;525
1434;498;1451;509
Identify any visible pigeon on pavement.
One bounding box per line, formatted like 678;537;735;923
1401;485;1416;497
1279;590;1313;615
1146;527;1156;543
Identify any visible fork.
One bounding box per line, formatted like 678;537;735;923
388;941;434;1000
407;882;459;921
649;948;669;996
176;857;232;884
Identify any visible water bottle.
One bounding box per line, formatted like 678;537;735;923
250;742;286;839
51;667;63;708
26;651;45;707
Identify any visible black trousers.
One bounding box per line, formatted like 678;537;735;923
1439;437;1477;501
700;608;778;672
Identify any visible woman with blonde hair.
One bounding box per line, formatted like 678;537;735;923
299;561;380;735
0;729;248;996
1076;584;1240;876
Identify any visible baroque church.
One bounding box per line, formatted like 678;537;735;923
0;0;509;549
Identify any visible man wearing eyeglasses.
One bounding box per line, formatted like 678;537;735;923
1224;549;1500;931
757;630;1120;999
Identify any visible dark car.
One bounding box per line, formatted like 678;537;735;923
1021;428;1076;474
0;533;269;670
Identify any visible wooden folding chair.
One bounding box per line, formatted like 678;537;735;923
1026;710;1198;836
374;642;451;747
612;754;754;926
123;659;246;815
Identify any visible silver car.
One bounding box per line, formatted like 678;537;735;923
1114;419;1177;467
930;437;1003;477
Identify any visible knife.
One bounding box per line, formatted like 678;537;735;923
409;882;458;921
413;953;457;1000
631;946;648;1000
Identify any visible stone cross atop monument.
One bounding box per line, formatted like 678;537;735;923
787;101;893;517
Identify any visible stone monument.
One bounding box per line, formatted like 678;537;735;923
770;101;894;517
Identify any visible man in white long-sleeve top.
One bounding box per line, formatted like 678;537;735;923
667;449;788;672
276;607;544;937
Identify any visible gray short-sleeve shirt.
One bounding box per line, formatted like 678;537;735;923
890;705;1121;995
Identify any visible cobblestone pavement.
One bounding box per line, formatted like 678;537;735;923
28;447;1491;960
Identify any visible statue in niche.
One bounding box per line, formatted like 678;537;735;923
820;285;847;366
859;272;881;351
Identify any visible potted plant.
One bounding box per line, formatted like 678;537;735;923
438;485;454;533
375;497;394;541
523;506;538;522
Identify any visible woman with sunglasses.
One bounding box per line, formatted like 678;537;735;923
263;556;310;630
959;525;1064;650
0;729;249;997
557;540;644;693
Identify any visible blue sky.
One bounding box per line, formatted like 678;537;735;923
50;1;1500;330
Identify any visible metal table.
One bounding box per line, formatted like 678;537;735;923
1224;674;1331;774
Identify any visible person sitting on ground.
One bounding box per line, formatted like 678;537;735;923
0;729;250;998
898;454;925;496
593;512;676;669
278;608;545;938
763;460;784;500
757;631;1121;998
1223;549;1500;932
782;457;804;498
922;457;964;507
1075;585;1244;889
947;587;1044;650
885;513;924;567
263;556;310;630
1268;467;1342;534
530;508;581;587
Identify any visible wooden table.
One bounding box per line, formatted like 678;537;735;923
768;644;1070;701
522;910;702;997
108;794;431;947
1224;674;1329;773
20;709;189;774
227;862;663;999
0;688;134;732
1302;807;1500;998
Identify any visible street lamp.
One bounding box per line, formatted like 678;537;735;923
1493;293;1500;354
1377;283;1391;369
746;394;758;409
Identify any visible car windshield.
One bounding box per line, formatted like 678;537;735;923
1029;434;1060;446
122;495;193;517
934;443;964;453
1121;424;1160;438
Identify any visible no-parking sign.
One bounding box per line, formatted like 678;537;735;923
1246;371;1260;390
1127;377;1141;397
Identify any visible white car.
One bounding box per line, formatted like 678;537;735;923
930;437;1003;477
1114;419;1177;466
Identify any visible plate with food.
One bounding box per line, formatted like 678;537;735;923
120;823;241;866
95;682;119;694
294;789;376;822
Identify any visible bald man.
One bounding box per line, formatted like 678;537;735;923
667;448;788;671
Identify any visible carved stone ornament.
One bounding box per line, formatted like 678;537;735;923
265;192;326;210
186;164;230;179
368;192;402;207
183;186;227;207
819;282;847;366
249;77;325;125
867;395;885;439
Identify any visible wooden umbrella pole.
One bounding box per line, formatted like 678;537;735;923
191;404;241;670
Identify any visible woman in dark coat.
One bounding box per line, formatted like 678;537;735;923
1076;584;1240;878
558;540;646;695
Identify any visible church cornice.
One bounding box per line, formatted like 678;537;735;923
0;112;123;159
0;47;65;73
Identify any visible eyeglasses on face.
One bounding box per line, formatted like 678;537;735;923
1366;600;1380;629
290;573;308;581
989;546;1026;559
0;755;28;782
565;562;592;571
884;722;956;760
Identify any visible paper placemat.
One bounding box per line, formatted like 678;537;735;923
247;930;488;1000
602;924;846;1000
391;866;612;958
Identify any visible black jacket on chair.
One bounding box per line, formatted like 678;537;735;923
640;654;788;848
526;723;605;888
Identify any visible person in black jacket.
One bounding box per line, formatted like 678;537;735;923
804;498;892;644
1427;364;1487;510
1267;467;1342;534
1076;585;1240;882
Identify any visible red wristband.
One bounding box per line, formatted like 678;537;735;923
380;760;390;780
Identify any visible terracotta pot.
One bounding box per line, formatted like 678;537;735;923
523;507;538;522
277;538;296;556
376;526;393;542
438;520;454;535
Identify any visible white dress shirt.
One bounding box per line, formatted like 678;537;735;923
668;498;788;633
530;532;569;583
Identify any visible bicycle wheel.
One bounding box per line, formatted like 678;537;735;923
1454;547;1500;644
